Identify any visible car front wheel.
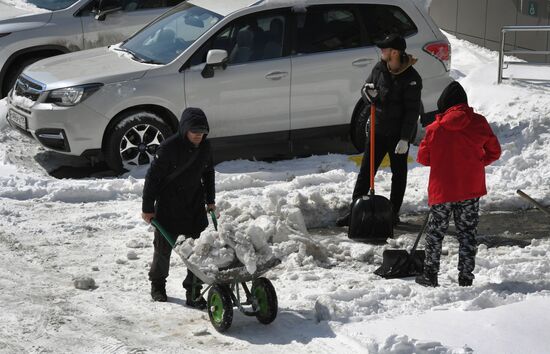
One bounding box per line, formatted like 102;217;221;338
104;111;172;173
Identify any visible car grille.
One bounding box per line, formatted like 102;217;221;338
14;75;45;102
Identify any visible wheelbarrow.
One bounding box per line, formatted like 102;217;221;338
151;212;280;332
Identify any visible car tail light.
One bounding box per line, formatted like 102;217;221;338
423;41;451;71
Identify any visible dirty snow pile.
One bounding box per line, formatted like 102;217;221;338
175;191;312;275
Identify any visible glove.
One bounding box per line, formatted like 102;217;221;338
361;83;378;104
395;139;409;154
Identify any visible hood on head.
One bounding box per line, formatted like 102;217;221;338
179;107;209;140
437;81;468;113
435;103;473;131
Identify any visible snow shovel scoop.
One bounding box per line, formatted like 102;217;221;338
517;189;550;217
348;101;393;243
374;213;429;278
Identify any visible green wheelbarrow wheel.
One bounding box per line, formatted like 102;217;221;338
251;277;278;324
207;284;233;332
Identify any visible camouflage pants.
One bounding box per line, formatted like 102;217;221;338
424;198;480;280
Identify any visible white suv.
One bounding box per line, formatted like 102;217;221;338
6;0;452;172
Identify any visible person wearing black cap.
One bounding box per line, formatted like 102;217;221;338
142;107;215;306
415;81;501;287
337;33;422;227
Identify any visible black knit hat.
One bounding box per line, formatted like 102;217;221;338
179;107;210;138
437;81;468;113
375;34;406;51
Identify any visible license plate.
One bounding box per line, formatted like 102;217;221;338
7;109;27;130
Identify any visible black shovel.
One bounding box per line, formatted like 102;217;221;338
374;213;429;278
348;103;393;243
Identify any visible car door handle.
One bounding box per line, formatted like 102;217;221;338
352;58;374;67
265;71;288;80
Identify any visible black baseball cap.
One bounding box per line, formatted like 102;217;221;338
375;34;406;51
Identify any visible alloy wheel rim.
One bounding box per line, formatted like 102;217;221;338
119;124;164;170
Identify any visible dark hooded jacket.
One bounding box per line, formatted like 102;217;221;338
417;82;501;205
142;108;215;235
365;55;422;141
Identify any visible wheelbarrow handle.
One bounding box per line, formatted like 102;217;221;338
150;219;176;248
209;210;218;231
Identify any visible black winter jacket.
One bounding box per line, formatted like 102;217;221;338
365;56;422;141
142;108;215;235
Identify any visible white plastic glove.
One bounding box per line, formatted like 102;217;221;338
395;139;409;154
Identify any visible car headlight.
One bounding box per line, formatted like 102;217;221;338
46;84;103;106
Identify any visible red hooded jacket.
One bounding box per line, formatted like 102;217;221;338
417;103;501;206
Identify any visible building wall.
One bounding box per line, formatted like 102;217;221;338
429;0;550;62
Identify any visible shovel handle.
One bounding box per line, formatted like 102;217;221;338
517;190;550;217
369;104;376;193
410;213;430;254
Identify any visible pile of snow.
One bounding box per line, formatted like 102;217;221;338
174;193;313;275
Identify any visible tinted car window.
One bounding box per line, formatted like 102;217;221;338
295;5;361;54
130;0;184;10
359;4;418;43
121;3;222;64
189;10;288;66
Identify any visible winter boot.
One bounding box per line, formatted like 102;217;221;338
392;213;401;226
186;291;207;310
336;212;351;227
415;272;439;287
458;275;473;287
151;282;167;302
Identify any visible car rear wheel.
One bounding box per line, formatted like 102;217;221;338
351;103;369;153
104;111;172;173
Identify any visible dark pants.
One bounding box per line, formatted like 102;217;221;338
423;198;480;280
352;134;409;215
148;229;203;292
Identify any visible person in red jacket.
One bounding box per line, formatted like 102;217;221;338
415;81;501;287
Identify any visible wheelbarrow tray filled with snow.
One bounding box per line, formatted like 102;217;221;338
151;218;280;332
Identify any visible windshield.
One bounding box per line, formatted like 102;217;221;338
21;0;81;10
121;3;222;65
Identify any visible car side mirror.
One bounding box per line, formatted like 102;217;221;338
201;49;228;78
95;0;122;21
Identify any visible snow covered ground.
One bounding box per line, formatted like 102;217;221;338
1;33;550;353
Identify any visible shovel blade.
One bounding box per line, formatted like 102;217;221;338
348;195;393;242
374;249;426;279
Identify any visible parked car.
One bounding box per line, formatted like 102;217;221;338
6;0;452;172
0;0;184;97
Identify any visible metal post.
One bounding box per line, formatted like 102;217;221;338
498;29;506;84
497;25;550;84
